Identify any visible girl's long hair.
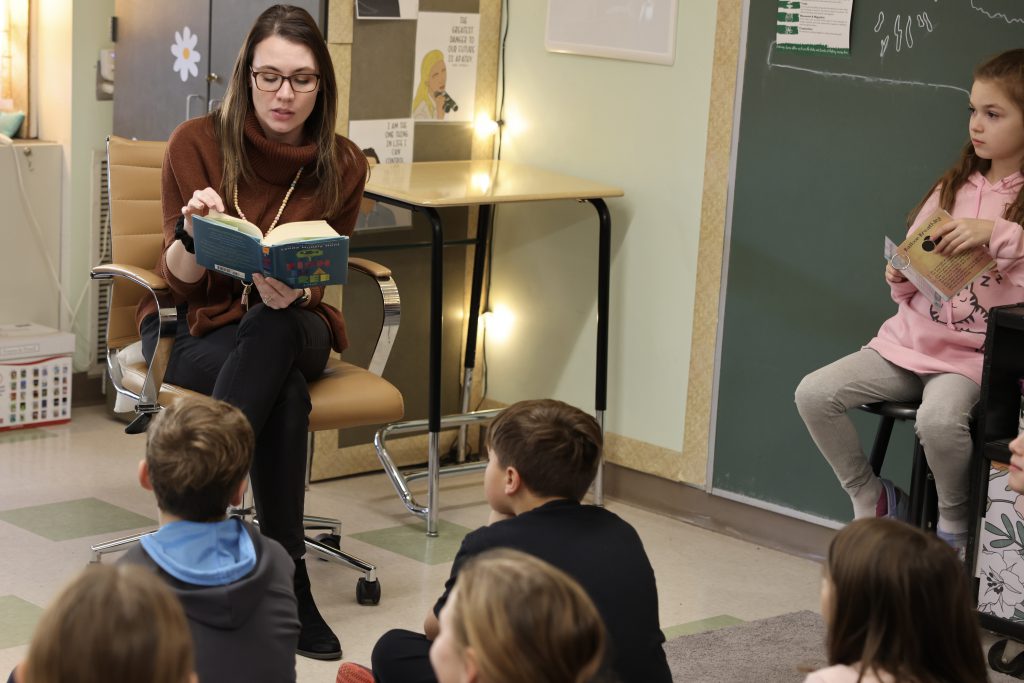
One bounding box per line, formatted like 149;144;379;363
824;518;987;683
450;549;606;683
908;48;1024;226
215;4;357;218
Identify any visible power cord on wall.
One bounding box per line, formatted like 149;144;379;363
4;138;99;359
449;0;509;462
471;0;509;415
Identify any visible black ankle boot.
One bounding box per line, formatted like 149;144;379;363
294;558;342;660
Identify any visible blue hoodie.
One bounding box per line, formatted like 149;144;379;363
122;521;299;683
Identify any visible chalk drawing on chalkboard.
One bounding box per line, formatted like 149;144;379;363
765;42;970;96
872;11;934;58
971;0;1024;25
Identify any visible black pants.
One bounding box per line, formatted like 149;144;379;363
370;629;436;683
142;303;331;558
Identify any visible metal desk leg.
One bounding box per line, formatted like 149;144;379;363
588;197;611;507
423;206;444;536
457;204;493;462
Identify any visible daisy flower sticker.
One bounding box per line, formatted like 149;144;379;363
170;27;201;82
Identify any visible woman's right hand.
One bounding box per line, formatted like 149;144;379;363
181;187;225;234
885;262;907;284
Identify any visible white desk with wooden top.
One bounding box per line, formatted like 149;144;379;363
364;160;623;536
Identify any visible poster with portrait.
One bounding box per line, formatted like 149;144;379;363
347;119;414;231
410;12;479;123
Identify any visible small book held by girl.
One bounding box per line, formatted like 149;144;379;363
884;207;994;308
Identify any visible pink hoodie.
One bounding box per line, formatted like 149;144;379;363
866;171;1024;385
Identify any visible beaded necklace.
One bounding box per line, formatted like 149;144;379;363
235;166;303;309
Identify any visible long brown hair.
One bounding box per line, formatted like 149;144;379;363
824;518;987;683
449;549;605;683
215;4;356;218
908;48;1024;226
23;564;193;683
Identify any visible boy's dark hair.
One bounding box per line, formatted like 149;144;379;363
145;396;253;522
486;399;602;501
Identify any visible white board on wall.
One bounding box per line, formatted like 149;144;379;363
545;0;678;65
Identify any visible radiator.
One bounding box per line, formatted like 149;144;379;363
91;149;111;375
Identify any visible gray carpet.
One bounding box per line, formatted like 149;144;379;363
664;610;1020;683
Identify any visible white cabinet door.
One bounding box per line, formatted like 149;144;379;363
0;142;63;328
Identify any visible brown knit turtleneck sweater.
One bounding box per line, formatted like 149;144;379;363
137;112;367;352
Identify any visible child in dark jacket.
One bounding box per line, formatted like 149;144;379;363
120;395;300;683
343;399;672;683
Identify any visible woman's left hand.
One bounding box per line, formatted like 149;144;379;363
929;218;995;256
252;273;301;309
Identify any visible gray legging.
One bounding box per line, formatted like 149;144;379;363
794;347;978;525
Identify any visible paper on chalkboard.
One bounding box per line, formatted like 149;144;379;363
776;0;853;56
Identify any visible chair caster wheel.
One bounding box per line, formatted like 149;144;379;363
314;533;341;561
357;577;381;605
989;639;1024;677
125;412;152;434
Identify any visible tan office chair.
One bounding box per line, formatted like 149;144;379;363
90;135;404;605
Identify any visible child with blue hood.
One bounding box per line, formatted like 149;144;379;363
121;395;300;682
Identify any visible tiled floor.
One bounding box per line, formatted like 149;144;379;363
0;405;826;681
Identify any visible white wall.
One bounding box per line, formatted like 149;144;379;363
33;0;72;337
486;1;718;458
34;0;114;370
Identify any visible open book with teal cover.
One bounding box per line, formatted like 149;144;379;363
192;212;349;287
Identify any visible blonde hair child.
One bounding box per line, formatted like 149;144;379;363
429;548;606;683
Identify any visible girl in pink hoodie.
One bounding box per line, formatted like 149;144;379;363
796;49;1024;551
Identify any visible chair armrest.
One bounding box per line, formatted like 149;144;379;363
349;257;392;280
347;259;401;377
91;262;176;415
91;263;169;293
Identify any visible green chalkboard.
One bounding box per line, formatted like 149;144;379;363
713;1;1024;521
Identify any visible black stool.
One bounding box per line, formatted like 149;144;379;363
857;401;938;530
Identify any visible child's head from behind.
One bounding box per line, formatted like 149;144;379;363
823;518;987;683
22;564;194;683
485;399;602;505
430;548;605;683
144;396;253;521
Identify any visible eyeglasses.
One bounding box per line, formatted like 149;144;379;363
250;69;320;93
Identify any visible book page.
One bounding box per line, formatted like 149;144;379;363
263;220;337;246
204;211;263;239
